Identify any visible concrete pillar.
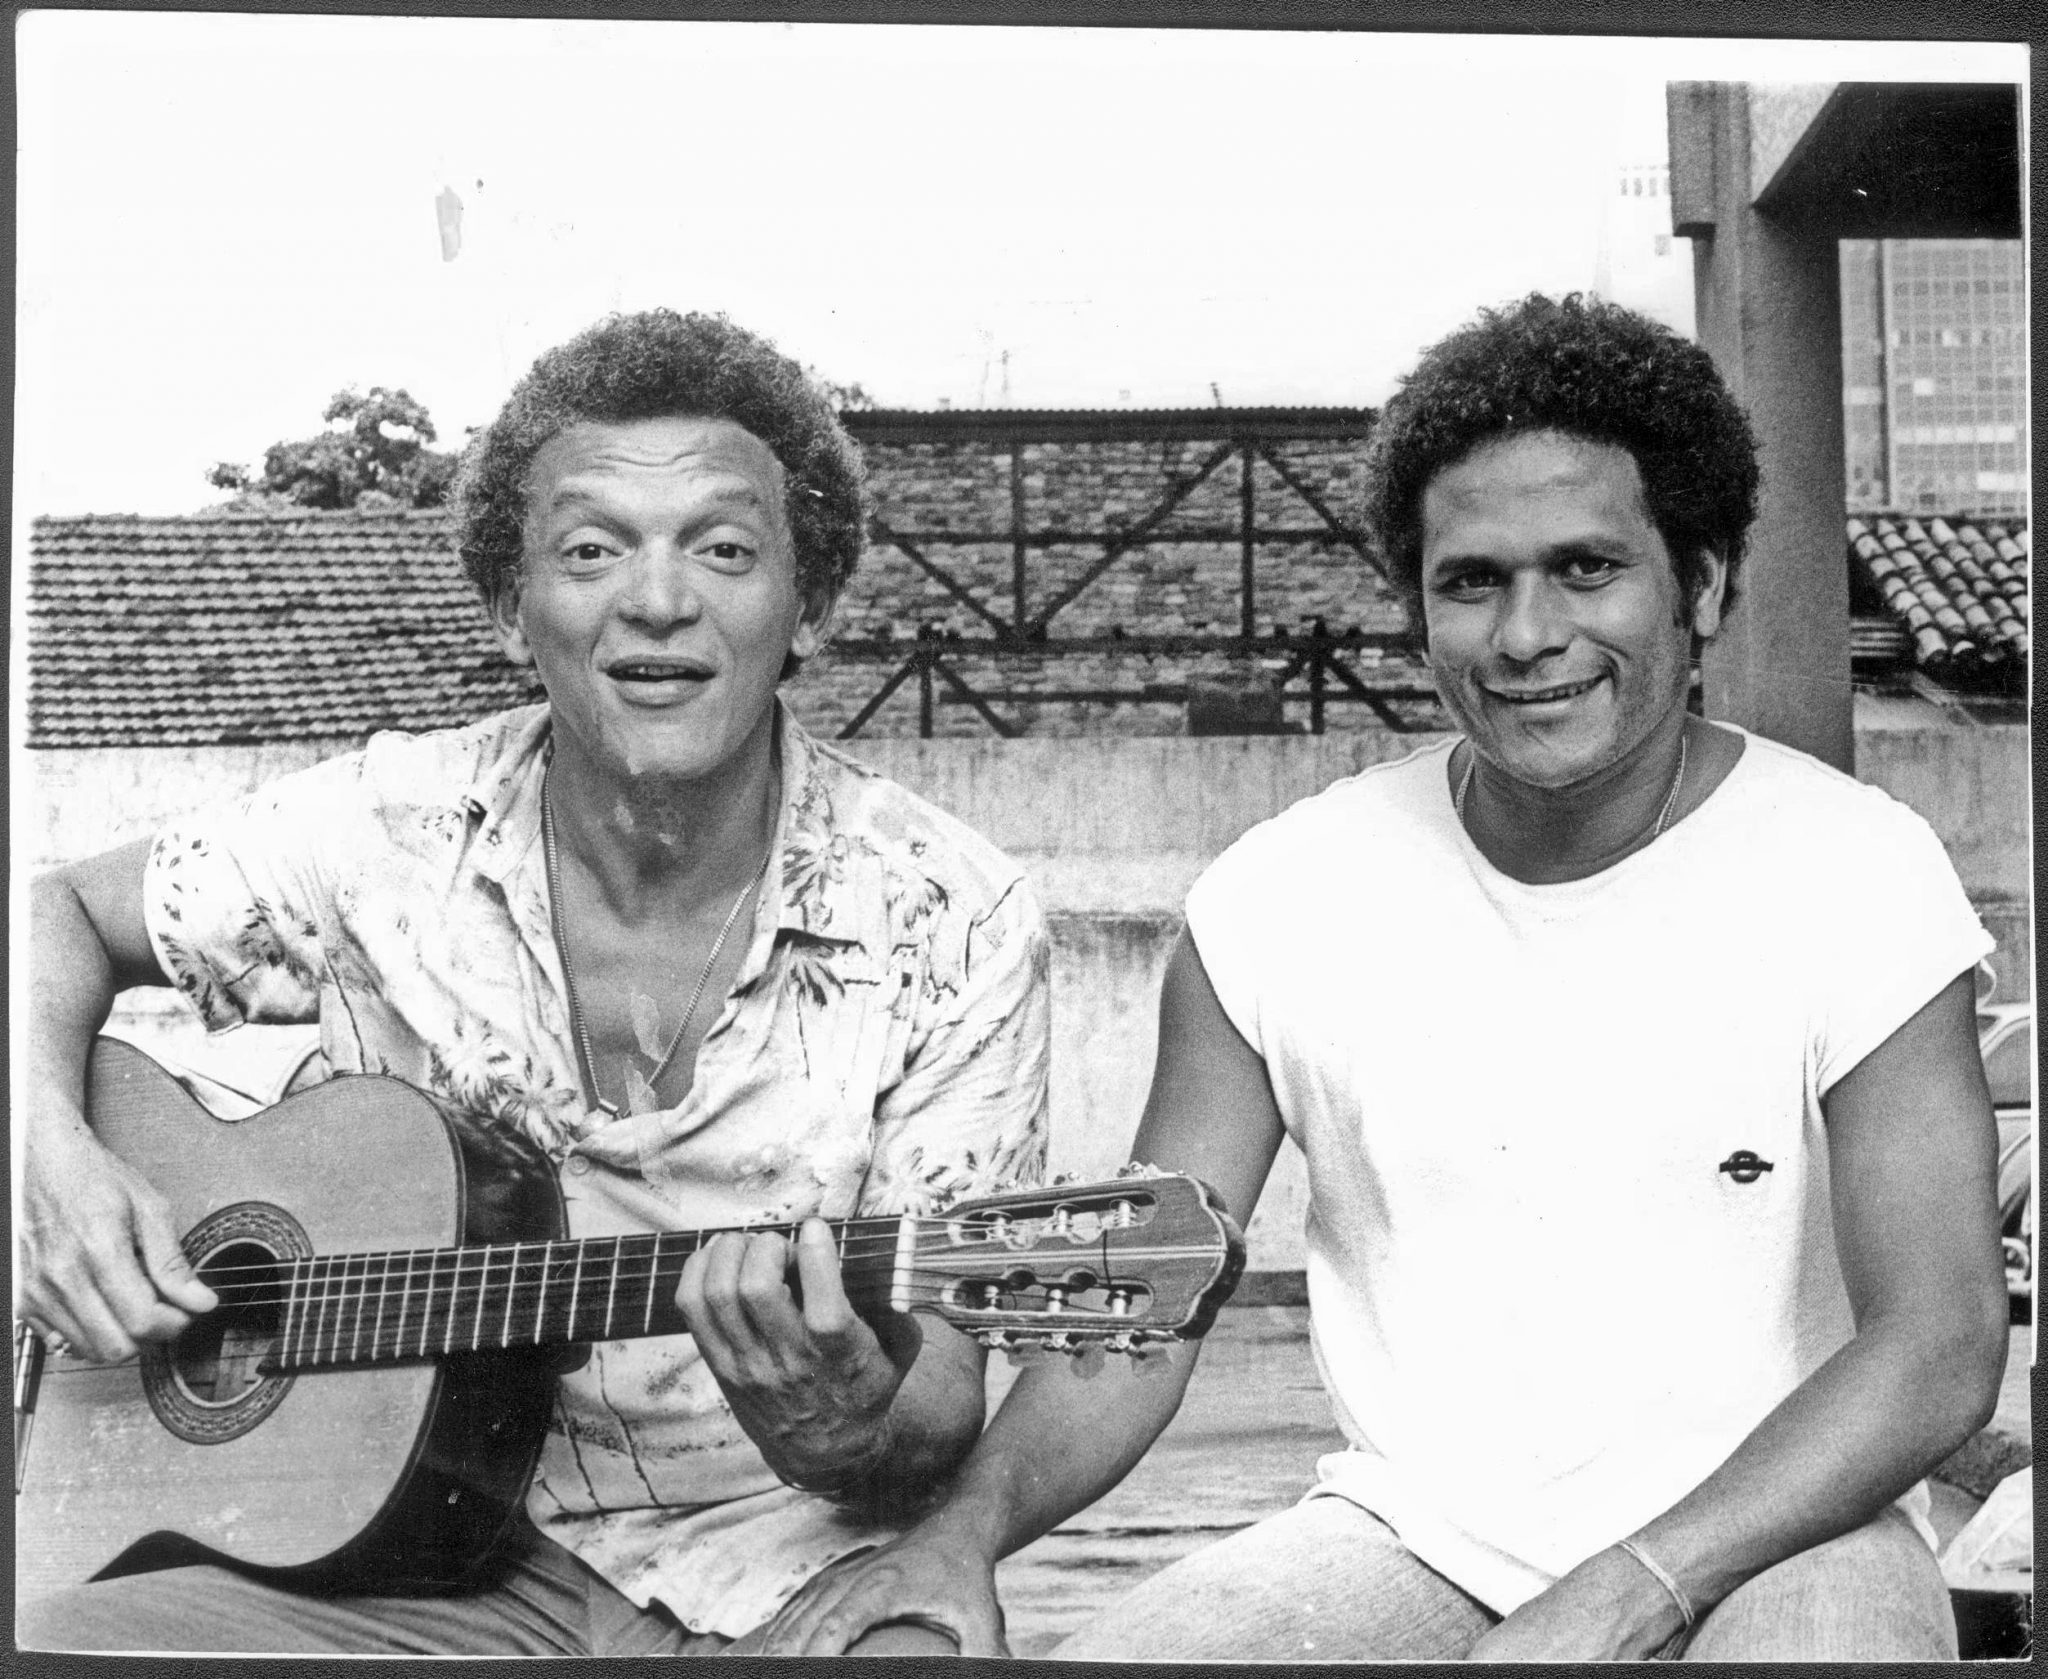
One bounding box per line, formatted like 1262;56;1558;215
1669;83;1854;772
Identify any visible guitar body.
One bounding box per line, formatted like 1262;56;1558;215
18;1041;1247;1611
16;1040;566;1604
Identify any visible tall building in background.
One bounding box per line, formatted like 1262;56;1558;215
1595;162;1694;336
1841;239;2028;515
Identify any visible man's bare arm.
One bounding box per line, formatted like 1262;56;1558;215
23;840;218;1360
756;930;1289;1654
1468;969;2007;1660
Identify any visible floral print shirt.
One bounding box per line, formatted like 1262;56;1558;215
142;703;1051;1636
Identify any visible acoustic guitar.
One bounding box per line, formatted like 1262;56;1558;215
15;1038;1244;1602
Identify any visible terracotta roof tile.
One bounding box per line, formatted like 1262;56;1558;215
29;507;2032;747
27;512;540;748
1848;512;2030;672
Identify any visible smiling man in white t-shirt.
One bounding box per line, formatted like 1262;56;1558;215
755;293;2008;1663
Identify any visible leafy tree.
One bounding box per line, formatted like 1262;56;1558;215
809;370;876;413
210;376;871;512
209;387;460;511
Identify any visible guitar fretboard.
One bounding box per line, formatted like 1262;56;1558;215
260;1219;908;1371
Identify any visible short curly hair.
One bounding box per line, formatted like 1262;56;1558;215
1361;293;1760;635
455;309;867;608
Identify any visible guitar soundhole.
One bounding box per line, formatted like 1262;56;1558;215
174;1240;285;1402
143;1203;307;1445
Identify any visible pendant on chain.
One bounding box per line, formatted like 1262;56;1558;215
541;765;774;1120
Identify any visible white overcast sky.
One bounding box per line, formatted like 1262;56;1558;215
13;15;2025;517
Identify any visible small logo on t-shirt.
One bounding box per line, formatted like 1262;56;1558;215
1717;1150;1774;1185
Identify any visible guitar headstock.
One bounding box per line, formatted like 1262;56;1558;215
909;1168;1246;1357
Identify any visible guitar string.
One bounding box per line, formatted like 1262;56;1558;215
195;1246;1216;1308
200;1245;1221;1300
182;1218;1188;1282
201;1251;1224;1306
185;1205;1166;1255
247;1280;1170;1324
196;1234;1212;1285
253;1287;1136;1327
269;1294;1168;1358
198;1246;1217;1360
184;1209;1114;1262
230;1273;1207;1319
256;1282;1185;1365
189;1209;1216;1360
190;1229;957;1277
193;1242;1126;1292
214;1287;1173;1345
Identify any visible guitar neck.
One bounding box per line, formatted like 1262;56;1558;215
264;1216;910;1371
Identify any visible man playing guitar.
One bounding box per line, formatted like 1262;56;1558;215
20;309;1050;1654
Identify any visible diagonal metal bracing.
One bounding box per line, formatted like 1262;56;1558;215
833;413;1421;736
1262;650;1311;687
930;656;1019;737
1023;442;1237;636
828;634;1441;739
1256;446;1386;579
1310;646;1420;729
867;515;1015;637
836;652;923;738
832;647;1020;740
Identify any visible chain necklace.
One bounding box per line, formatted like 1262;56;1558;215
542;767;776;1120
1455;727;1689;851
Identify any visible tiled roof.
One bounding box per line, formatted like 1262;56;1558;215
1847;513;2030;673
28;507;2032;748
28;512;539;748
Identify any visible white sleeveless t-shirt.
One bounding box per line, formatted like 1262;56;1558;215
1184;729;1992;1613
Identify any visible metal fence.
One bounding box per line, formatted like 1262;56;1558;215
832;409;1441;738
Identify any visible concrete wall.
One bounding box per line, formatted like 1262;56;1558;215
1856;724;2033;1005
1746;83;1839;198
25;721;2030;1269
28;740;352;867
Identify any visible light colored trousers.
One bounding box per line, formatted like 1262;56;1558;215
15;1522;941;1657
1054;1495;1960;1663
17;1520;730;1655
21;1495;1958;1660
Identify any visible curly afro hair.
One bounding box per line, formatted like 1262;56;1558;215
1361;293;1760;636
454;309;868;610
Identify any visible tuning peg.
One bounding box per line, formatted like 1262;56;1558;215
1002;1340;1050;1368
1069;1343;1107;1380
